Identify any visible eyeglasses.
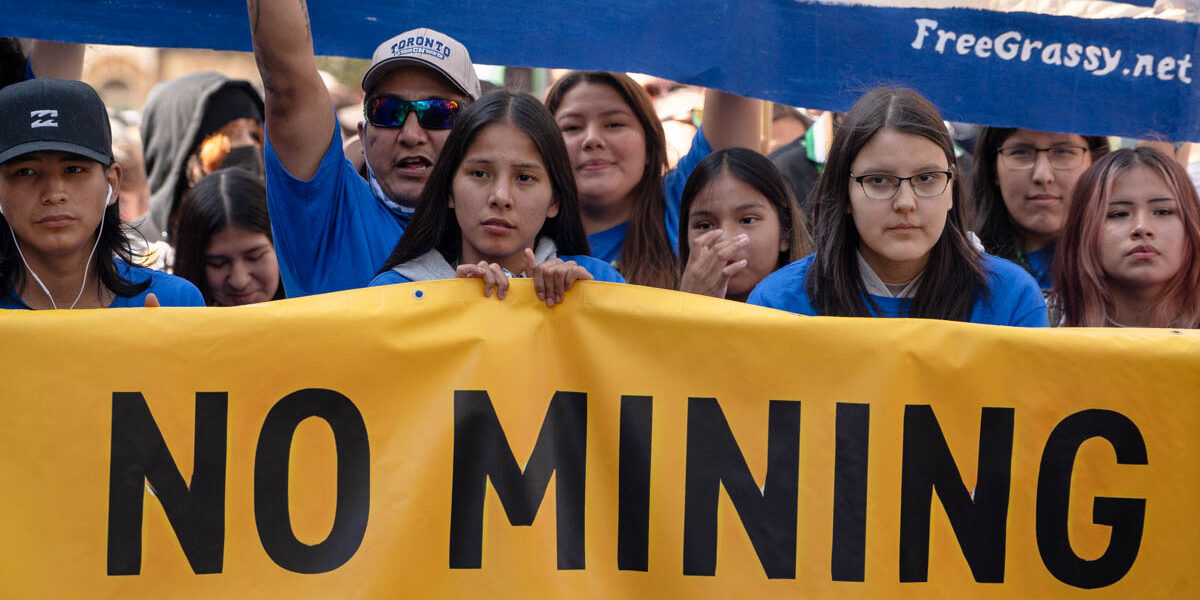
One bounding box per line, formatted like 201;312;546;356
850;171;953;200
364;97;462;130
998;145;1089;170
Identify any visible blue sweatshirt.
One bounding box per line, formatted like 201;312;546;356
0;259;203;309
747;253;1049;327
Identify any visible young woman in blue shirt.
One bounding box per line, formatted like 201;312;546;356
371;91;623;307
971;127;1109;291
748;87;1047;326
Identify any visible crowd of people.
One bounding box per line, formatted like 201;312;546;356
1;2;1198;329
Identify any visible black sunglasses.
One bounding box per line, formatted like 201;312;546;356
364;97;462;130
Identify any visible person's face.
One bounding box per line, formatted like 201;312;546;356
848;128;953;282
0;151;118;261
1098;164;1186;297
554;82;647;216
687;172;787;299
204;225;279;306
452;122;558;273
359;66;468;206
994;129;1094;251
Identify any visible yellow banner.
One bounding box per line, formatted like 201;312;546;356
1;280;1197;598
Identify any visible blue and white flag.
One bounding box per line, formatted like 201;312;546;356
0;0;1197;140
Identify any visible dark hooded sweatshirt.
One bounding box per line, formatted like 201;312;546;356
138;71;264;243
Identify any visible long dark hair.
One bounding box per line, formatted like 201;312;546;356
806;87;985;320
173;167;283;304
677;147;811;275
1;164;150;303
544;71;675;288
971;126;1109;264
380;91;589;272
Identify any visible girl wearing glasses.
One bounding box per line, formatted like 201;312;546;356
545;72;760;288
972;127;1109;291
1053;147;1200;328
371;91;623;306
677;148;811;301
748;88;1047;326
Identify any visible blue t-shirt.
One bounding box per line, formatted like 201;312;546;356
588;127;712;266
265;115;410;298
369;254;625;286
747;253;1049;327
1023;244;1054;291
0;259;203;309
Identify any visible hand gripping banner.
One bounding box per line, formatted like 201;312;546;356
0;280;1197;597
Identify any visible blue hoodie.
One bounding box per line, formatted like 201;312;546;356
748;253;1049;327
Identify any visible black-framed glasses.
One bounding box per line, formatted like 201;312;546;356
998;145;1089;170
850;171;953;200
364;97;462;130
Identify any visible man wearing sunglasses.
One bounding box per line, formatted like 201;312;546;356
247;0;481;297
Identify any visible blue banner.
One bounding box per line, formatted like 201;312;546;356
0;1;1197;140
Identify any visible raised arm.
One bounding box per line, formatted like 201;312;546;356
246;0;336;179
23;40;84;80
701;89;762;151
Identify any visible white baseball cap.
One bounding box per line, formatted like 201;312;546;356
361;28;481;100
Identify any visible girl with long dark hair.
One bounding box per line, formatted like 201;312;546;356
545;72;759;288
372;91;622;306
748;88;1046;326
173;168;284;306
972;126;1109;291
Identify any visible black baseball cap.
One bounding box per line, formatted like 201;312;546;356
0;78;113;166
